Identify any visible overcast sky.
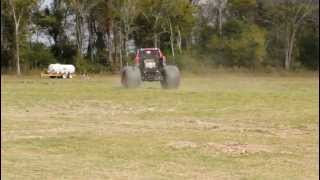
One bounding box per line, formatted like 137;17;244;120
33;0;61;46
40;0;52;10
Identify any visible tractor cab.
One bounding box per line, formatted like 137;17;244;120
134;48;166;81
135;48;166;67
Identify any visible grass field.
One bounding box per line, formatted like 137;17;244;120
1;72;319;180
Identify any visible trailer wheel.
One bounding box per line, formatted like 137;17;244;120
160;65;180;89
62;74;68;79
121;66;141;88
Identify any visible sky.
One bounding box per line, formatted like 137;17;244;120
40;0;53;10
31;0;53;45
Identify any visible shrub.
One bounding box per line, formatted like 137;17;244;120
21;43;56;69
298;26;319;70
208;20;267;68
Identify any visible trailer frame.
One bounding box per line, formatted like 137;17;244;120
40;72;75;79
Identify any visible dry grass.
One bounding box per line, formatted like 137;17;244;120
1;72;319;179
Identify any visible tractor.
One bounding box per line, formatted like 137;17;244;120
121;48;180;89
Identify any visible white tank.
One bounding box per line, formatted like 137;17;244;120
48;64;75;74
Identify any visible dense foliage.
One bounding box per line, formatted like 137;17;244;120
1;0;318;74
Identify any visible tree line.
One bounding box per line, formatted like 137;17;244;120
1;0;319;75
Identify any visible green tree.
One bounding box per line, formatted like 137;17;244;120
117;0;140;65
162;0;196;56
21;42;56;70
228;0;257;21
269;0;315;70
298;20;319;70
6;0;38;75
209;20;266;67
32;0;75;63
134;0;195;55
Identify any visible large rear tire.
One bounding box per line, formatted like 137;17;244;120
160;65;180;89
121;66;141;88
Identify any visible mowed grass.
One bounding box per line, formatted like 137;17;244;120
1;72;319;180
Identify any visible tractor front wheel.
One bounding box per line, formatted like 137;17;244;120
160;65;180;89
121;66;142;88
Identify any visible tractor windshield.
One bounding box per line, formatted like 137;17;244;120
140;50;160;59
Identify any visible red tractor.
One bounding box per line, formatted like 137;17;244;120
121;48;180;89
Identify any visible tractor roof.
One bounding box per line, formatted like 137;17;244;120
139;48;160;51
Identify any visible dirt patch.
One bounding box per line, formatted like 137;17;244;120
276;128;310;139
241;128;274;135
205;141;273;155
195;120;220;130
167;140;273;155
168;141;198;149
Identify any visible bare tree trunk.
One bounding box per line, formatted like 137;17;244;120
119;29;123;69
107;33;112;66
285;29;296;70
9;0;21;75
75;13;83;55
218;7;222;37
111;33;115;68
177;27;182;53
124;30;129;64
87;16;94;62
114;30;117;69
169;21;175;57
1;14;4;45
114;25;122;70
15;24;21;75
154;33;158;48
106;20;113;67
